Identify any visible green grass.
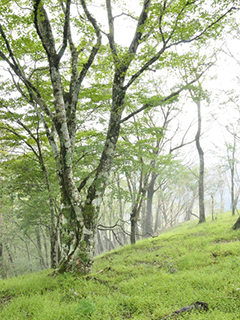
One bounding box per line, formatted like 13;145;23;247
0;212;240;319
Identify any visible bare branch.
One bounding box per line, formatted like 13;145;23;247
0;28;54;121
120;77;200;124
78;168;97;191
125;3;235;91
56;0;72;63
113;12;138;21
28;66;49;79
168;6;236;48
128;0;151;55
0;25;20;71
106;0;118;58
124;46;166;90
164;0;196;47
0;125;39;159
170;119;196;153
78;0;102;86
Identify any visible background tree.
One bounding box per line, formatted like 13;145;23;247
178;52;216;223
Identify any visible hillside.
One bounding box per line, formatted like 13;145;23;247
0;212;239;320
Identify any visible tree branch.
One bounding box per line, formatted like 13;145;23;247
78;168;97;191
33;0;58;66
113;12;138;21
120;72;204;124
56;0;71;63
161;301;208;319
124;3;235;91
168;6;236;48
128;0;151;56
0;25;54;121
106;0;118;59
78;0;102;86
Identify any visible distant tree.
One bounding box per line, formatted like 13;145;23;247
178;52;216;223
154;162;198;229
0;116;60;268
225;136;238;216
190;86;206;223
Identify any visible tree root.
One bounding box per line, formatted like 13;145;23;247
161;301;209;319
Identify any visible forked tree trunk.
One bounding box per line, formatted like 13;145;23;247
55;73;126;273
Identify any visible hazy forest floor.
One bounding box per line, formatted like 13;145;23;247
0;212;239;319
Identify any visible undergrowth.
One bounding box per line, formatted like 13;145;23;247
0;212;239;319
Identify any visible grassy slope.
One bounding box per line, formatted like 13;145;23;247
0;212;239;320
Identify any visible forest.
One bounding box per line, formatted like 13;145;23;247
0;0;240;278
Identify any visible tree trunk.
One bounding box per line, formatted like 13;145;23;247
130;212;137;245
220;188;225;213
129;169;150;244
195;99;206;223
42;227;49;268
25;242;33;273
233;216;240;230
50;220;59;269
162;202;168;229
185;190;196;221
141;200;146;234
117;177;127;245
36;227;46;269
154;196;162;232
231;168;235;216
96;229;104;255
145;175;156;237
230;134;236;216
56;75;126;274
211;194;214;220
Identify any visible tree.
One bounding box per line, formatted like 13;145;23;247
217;21;240;228
0;0;237;274
115;116;155;245
189;85;206;223
153;162;198;229
0;113;61;268
226;136;238;216
178;52;216;223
